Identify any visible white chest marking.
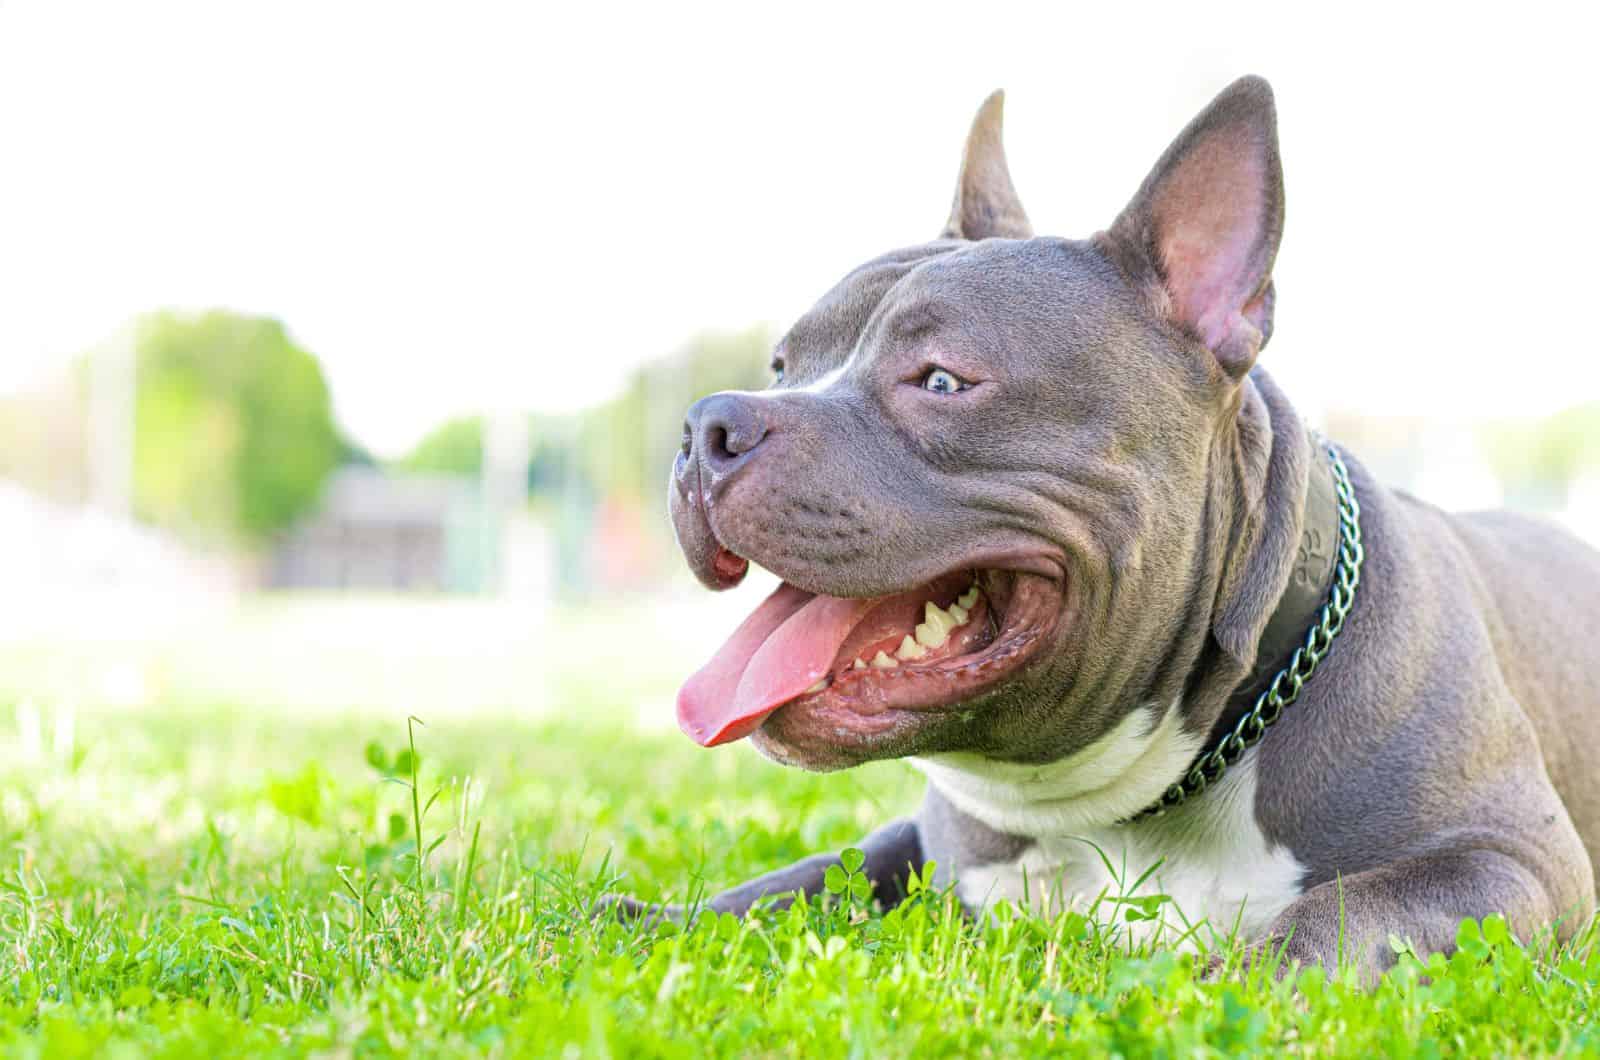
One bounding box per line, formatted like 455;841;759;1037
912;703;1306;947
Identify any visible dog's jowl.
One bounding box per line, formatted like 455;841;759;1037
626;75;1600;980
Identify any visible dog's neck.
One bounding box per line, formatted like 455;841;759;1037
1184;370;1320;742
1206;434;1339;748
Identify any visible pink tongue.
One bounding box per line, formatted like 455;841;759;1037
677;583;877;746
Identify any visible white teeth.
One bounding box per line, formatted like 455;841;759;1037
856;590;986;674
805;678;828;693
915;602;958;648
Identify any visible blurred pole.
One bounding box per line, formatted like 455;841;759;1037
482;410;532;594
87;328;135;518
643;357;672;525
557;416;585;597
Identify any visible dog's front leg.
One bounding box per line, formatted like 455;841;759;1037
600;817;923;924
1248;845;1594;983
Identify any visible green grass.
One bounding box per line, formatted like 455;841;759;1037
1;698;1598;1057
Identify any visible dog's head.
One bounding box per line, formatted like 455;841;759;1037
670;77;1286;771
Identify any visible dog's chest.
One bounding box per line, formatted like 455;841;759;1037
912;706;1306;945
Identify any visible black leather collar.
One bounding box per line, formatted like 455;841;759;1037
1204;437;1341;751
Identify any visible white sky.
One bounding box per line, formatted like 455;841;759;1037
1;2;1596;456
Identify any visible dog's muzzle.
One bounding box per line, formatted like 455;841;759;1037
670;391;769;590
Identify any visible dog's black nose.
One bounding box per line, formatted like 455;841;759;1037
684;392;769;473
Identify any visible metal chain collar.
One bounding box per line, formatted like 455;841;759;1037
1133;441;1365;821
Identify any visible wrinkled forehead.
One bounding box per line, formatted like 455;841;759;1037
777;239;1139;378
777;242;960;373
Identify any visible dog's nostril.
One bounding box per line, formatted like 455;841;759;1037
707;426;736;461
685;393;770;469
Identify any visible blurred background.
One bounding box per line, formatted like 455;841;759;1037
0;1;1596;734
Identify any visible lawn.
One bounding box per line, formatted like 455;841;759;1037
2;628;1599;1056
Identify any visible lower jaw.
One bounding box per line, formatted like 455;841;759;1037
750;709;920;770
751;570;1064;766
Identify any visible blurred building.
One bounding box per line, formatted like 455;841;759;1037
267;468;489;592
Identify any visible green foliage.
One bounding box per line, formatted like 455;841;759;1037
393;327;772;585
823;846;873;903
264;762;327;826
398;414;570;502
1482;401;1600;504
132;310;339;544
400;415;485;476
1;700;1595;1057
336;434;378;468
584;326;773;511
401;327;771;513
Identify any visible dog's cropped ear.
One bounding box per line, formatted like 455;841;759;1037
1107;76;1284;380
941;90;1033;241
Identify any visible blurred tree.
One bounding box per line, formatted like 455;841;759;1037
399;326;771;507
583;326;773;509
400;413;565;493
1483;402;1600;507
337;434;379;468
401;415;485;476
390;327;771;594
132;311;339;544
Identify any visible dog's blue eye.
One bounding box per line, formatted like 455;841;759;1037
771;361;785;384
922;368;967;394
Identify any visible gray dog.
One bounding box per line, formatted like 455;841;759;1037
625;75;1599;979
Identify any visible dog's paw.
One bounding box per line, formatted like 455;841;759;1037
592;893;691;928
1201;935;1305;983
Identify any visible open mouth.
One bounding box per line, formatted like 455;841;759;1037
676;561;1062;747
